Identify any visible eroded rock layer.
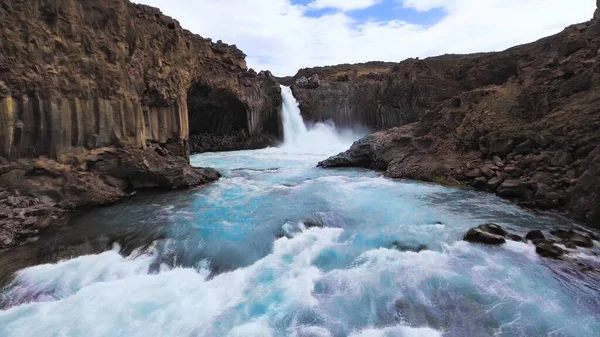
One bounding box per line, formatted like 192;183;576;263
0;0;281;247
319;20;600;228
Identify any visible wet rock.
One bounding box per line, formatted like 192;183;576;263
492;156;505;168
550;229;594;248
507;233;523;242
391;241;429;252
588;232;599;241
526;230;545;241
535;240;565;259
464;224;507;245
560;239;577;249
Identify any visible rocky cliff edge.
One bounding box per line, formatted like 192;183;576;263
0;0;281;248
319;18;600;228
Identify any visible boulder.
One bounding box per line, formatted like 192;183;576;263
551;150;572;167
486;176;504;190
473;176;488;188
489;139;514;157
535;240;565;259
496;180;525;198
465;168;483;178
464;223;508;245
507;233;523;242
21;217;38;227
492;156;505;168
550;229;594;248
525;230;545;241
480;164;497;178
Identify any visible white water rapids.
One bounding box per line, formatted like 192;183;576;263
0;87;599;337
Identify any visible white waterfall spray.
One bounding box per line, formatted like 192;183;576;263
280;85;308;144
279;85;364;153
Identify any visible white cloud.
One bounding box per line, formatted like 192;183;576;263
135;0;595;76
308;0;381;11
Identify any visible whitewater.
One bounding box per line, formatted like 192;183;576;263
0;86;599;337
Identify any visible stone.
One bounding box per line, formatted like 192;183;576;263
493;156;505;167
473;176;488;188
464;228;506;245
465;168;483;178
503;166;523;176
535;241;565;259
514;139;534;154
588;232;599;241
480;165;496;178
0;234;13;246
551;150;572;167
22;217;38;227
486;176;504;190
560;239;577;249
550;229;594;248
508;233;523;242
0;191;9;199
526;230;545;241
496;180;525;198
464;223;508;245
489;139;514;157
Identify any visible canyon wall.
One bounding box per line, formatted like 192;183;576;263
0;0;281;248
289;55;518;131
319;19;600;227
0;0;281;160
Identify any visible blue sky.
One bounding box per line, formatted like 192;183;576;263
137;0;595;75
295;0;446;26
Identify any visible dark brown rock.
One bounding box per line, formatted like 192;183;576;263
464;228;506;245
525;230;545;241
464;223;508;245
550;229;594;248
496;180;525;198
316;19;600;228
535;241;565;259
508;233;524;242
465;169;483;178
486;176;505;191
473;176;488;188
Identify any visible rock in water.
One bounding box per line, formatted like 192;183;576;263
464;225;507;245
535;241;565;259
526;230;545;241
551;229;594;248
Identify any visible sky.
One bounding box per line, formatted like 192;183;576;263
136;0;595;76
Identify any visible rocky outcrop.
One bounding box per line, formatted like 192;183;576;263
319;19;600;228
188;71;282;153
0;0;281;159
0;0;280;247
289;52;516;131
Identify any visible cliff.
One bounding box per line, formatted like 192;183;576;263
0;0;281;159
319;18;600;228
0;0;281;248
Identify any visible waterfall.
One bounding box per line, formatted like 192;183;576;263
280;85;308;144
278;85;364;153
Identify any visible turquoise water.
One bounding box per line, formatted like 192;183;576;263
1;145;599;337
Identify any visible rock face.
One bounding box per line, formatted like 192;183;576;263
0;0;280;246
319;19;600;228
0;0;280;159
289;54;517;131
